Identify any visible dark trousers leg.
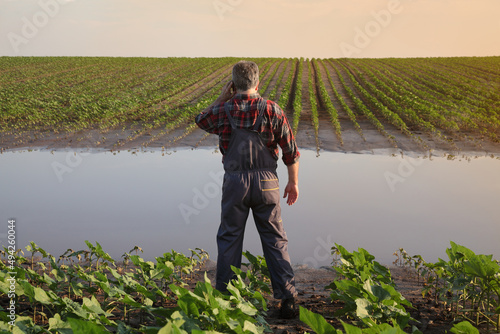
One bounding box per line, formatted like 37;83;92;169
216;173;250;292
252;202;297;299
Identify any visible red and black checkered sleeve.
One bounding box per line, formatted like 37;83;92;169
270;102;300;166
195;103;224;135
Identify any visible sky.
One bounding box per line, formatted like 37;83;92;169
0;0;499;58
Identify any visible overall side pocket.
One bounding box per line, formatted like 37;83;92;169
260;177;280;205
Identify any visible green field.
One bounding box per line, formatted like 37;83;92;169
1;56;499;152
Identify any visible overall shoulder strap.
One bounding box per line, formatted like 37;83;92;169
224;102;236;129
253;98;267;131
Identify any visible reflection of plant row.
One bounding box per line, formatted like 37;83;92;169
326;59;396;146
312;58;342;145
291;58;304;135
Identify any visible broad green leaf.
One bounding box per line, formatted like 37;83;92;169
237;302;257;316
299;306;339;334
242;320;260;333
34;286;53;304
449;321;479;334
63;297;90;319
341;322;363;334
67;316;107;334
355;298;371;319
83;295;112;316
116;321;137;334
178;297;200;317
48;314;72;334
464;254;499;279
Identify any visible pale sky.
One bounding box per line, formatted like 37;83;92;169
1;0;499;58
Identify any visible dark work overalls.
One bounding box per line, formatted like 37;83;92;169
215;98;297;300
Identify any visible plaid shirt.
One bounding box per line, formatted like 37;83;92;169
195;93;300;166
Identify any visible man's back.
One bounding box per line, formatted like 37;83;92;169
195;60;300;319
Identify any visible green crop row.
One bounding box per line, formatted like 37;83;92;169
307;59;320;152
333;60;415;142
277;58;298;111
267;59;290;102
318;59;363;141
1;56;499;151
291;58;304;135
311;58;342;145
325;59;396;146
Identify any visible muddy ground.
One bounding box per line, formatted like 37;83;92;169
1;122;500;157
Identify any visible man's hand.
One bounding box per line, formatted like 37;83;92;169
199;81;236;116
215;80;236;104
284;161;299;206
283;182;299;206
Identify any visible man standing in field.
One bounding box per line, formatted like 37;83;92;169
195;60;300;318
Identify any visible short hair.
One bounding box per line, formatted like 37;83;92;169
232;61;259;91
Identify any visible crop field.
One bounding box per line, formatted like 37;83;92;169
1;56;499;153
1;240;499;333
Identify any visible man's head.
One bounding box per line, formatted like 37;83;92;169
232;61;259;92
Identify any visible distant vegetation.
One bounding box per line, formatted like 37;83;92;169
1;56;499;151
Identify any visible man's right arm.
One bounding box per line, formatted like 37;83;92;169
195;81;236;134
283;161;299;206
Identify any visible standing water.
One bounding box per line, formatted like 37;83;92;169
0;148;499;266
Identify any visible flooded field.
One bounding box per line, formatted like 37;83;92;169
0;148;499;267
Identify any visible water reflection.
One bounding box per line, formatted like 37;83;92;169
0;148;499;267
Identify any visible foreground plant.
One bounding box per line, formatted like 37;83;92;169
0;241;272;333
300;307;480;334
416;242;500;332
326;244;413;329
